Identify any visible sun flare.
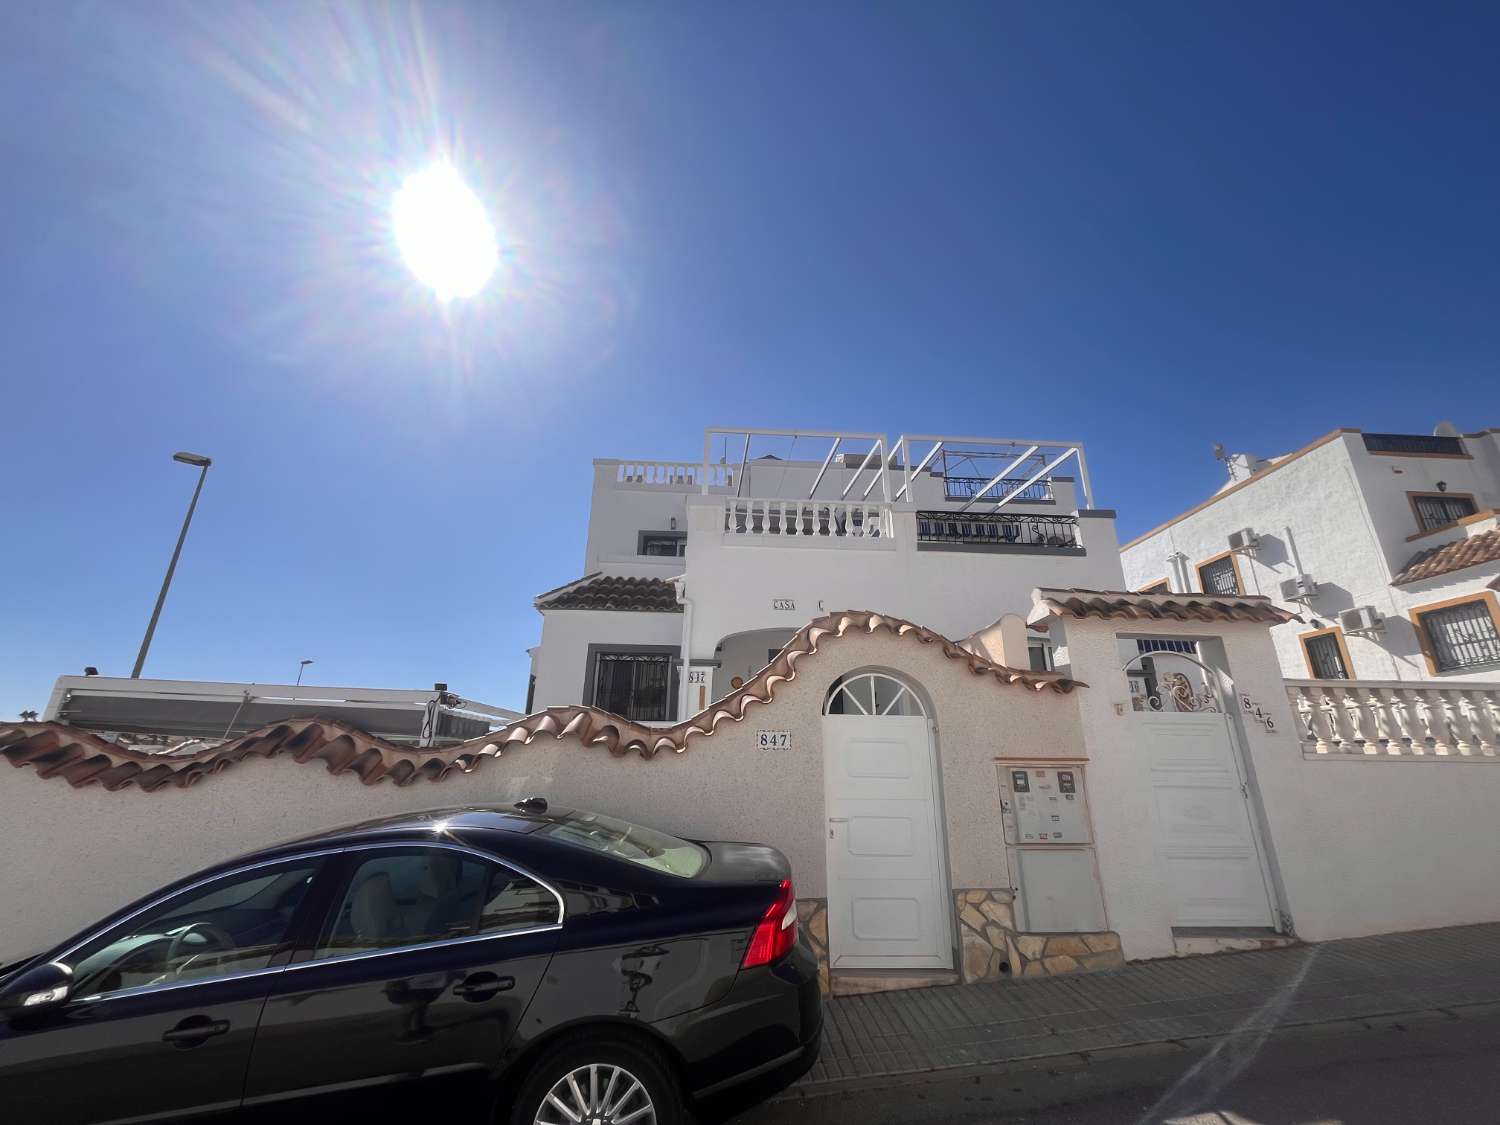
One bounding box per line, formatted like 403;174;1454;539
392;163;498;301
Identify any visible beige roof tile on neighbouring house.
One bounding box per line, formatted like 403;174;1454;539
1031;588;1301;625
1392;528;1500;586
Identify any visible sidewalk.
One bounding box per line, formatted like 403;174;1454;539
796;922;1500;1092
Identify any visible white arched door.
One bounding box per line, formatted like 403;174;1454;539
823;672;952;970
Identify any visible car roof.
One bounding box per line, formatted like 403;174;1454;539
265;804;569;851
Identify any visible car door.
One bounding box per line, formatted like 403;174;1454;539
240;842;561;1123
0;854;331;1125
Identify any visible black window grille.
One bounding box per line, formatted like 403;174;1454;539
1198;556;1240;595
1136;639;1199;655
1412;494;1478;531
1420;601;1500;673
1362;433;1465;456
591;651;676;721
639;533;687;557
1303;633;1349;679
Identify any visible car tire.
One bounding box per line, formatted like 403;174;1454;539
508;1034;684;1125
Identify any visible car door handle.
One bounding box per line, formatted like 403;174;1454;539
453;972;514;1001
162;1016;230;1046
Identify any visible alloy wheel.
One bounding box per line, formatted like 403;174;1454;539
534;1062;656;1125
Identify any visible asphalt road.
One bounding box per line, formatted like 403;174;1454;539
726;1003;1500;1125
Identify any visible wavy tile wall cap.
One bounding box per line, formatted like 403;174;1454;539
1392;528;1500;586
0;610;1080;792
535;574;682;612
1029;588;1301;625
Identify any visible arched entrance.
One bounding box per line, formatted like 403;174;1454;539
822;671;952;970
1122;647;1279;930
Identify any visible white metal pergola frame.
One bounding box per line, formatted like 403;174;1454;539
891;433;1094;511
698;428;1095;512
702;427;892;501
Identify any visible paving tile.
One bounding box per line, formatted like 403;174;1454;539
800;922;1500;1089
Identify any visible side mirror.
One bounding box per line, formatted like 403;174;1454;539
0;961;73;1017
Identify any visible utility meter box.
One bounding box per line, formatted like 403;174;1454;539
997;762;1107;933
999;764;1092;845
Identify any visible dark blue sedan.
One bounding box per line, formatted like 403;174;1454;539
0;802;821;1124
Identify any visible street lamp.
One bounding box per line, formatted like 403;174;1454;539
296;659;313;686
130;452;213;679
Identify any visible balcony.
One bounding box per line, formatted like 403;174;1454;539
915;511;1082;551
722;498;892;544
614;461;734;490
1285;679;1500;758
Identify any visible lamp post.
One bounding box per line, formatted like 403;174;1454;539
296;659;313;686
130;452;212;679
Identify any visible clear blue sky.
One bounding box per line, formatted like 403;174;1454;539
3;2;1497;717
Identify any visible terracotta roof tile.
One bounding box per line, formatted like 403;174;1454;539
1;610;1082;791
536;574;682;612
1031;588;1301;625
1392;529;1500;586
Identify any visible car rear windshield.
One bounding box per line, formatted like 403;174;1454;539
532;811;708;877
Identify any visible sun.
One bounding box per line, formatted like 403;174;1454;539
391;163;499;301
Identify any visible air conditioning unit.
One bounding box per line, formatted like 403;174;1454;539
1339;606;1386;635
1279;574;1318;602
1227;528;1260;553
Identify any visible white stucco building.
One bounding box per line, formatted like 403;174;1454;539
1120;426;1500;684
526;428;1127;722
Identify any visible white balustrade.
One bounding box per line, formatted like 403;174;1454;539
1285;679;1500;758
614;462;734;489
722;498;892;542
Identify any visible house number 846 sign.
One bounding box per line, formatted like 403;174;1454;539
756;730;792;750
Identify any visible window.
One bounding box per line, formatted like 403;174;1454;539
638;531;687;557
1410;493;1478;532
1197;553;1241;595
318;848;557;958
1139;579;1170;595
1301;630;1351;679
824;671;927;716
1028;639;1054;672
586;646;679;721
67;859;321;997
1413;595;1500;674
529;811;708;877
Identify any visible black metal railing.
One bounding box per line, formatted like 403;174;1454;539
1362;433;1465;456
916;511;1081;549
941;476;1054;503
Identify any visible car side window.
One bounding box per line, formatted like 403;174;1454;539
316;848;556;959
67;859;322;998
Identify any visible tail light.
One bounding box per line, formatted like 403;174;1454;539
742;878;798;968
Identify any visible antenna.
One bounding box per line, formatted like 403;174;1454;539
1212;443;1227;460
1433;420;1460;437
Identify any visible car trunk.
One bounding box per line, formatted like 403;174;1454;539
697;841;791;885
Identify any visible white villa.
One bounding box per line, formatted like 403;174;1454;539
7;423;1500;995
1120;426;1500;685
525;428;1126;722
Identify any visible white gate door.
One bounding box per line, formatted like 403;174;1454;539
1140;709;1275;928
823;713;950;969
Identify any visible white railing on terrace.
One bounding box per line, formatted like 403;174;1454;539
723;499;892;541
615;461;733;489
1285;679;1500;758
